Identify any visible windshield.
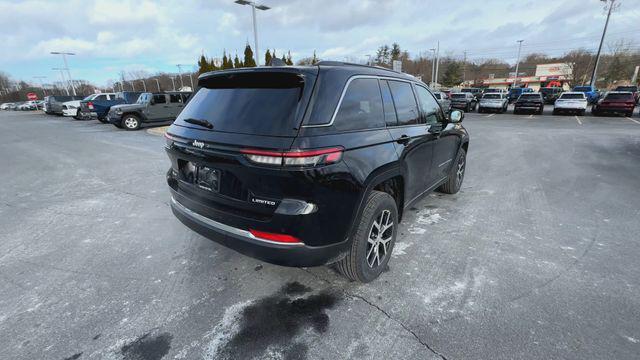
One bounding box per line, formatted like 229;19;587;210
482;94;501;99
604;93;634;101
559;93;585;99
615;86;637;92
519;94;540;99
451;93;466;99
573;86;591;92
176;72;304;136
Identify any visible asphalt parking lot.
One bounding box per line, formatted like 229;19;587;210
1;108;640;360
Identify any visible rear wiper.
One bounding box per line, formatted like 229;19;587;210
183;118;213;129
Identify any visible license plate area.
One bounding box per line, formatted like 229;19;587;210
196;166;220;192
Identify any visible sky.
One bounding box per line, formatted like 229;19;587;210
1;0;639;87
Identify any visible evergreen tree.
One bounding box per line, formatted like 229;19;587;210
281;54;286;63
391;43;401;61
234;53;242;68
442;62;463;87
243;44;257;67
286;51;293;65
265;49;272;66
312;51;319;65
222;51;231;69
198;54;209;74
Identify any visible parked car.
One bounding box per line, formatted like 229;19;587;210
478;92;509;113
44;95;85;115
432;91;451;112
614;85;639;103
62;93;112;119
592;91;636;117
18;101;38;110
461;87;482;100
539;87;563;104
507;87;534;103
79;92;136;122
552;92;588;115
0;103;14;110
107;91;191;130
514;93;544;114
450;92;477;112
572;85;600;104
482;88;507;95
164;63;469;282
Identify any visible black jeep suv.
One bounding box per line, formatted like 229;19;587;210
514;93;544;114
165;63;469;282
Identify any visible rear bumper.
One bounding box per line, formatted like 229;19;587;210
593;106;634;113
170;196;349;267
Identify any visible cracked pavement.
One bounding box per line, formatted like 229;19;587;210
1;110;640;359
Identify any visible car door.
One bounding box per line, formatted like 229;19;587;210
414;85;460;184
168;93;185;119
384;80;436;203
147;94;168;121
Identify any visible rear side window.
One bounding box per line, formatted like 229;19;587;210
95;95;107;101
414;85;442;125
380;81;398;126
388;81;420;126
332;78;384;131
169;94;182;103
176;72;304;136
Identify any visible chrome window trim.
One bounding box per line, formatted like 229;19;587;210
301;75;419;128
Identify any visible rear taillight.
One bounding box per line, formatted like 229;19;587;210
87;101;94;109
249;229;302;244
241;147;344;167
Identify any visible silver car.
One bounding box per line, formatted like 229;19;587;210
478;92;508;113
433;91;451;113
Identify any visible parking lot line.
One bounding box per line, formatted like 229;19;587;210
575;116;583;125
528;114;534;119
485;113;495;118
625;117;640;125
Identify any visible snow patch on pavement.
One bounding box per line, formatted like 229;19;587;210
392;241;413;257
203;300;252;359
415;208;443;225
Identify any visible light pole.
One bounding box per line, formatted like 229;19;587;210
176;65;185;89
129;81;135;91
140;79;147;92
235;0;271;66
188;73;194;90
434;41;440;89
170;76;176;91
513;40;524;87
429;48;436;88
52;68;70;95
33;76;47;96
154;78;161;92
590;0;616;88
51;51;77;95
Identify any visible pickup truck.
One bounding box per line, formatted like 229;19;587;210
507;87;533;103
572;85;600;104
79;91;141;122
107;92;191;130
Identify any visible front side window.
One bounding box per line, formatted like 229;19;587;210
388;81;420;126
170;94;182;103
153;94;167;104
332;78;385;131
414;85;443;125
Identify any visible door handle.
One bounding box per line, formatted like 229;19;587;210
396;135;410;145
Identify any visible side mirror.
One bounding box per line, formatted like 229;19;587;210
450;110;464;123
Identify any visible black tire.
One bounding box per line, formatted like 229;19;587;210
552;109;558;115
578;110;585;116
122;114;141;130
478;107;483;113
335;191;398;283
73;109;81;120
438;148;466;194
98;117;109;123
513;108;519;115
538;107;544;115
626;111;633;117
465;104;470;112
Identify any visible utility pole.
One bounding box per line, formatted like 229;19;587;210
513;40;524;87
590;0;617;88
430;48;436;88
51;52;77;95
235;1;271;66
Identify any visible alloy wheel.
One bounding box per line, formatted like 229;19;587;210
456;156;465;187
366;210;394;268
124;117;138;129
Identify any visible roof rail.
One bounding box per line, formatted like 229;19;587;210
316;61;402;74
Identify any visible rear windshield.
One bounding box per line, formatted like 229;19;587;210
559;94;585;99
451;93;466;99
615;86;637;92
605;93;634;101
520;94;541;99
176;72;304;136
573;87;591;92
482;94;501;99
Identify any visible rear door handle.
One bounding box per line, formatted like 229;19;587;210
396;135;410;145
